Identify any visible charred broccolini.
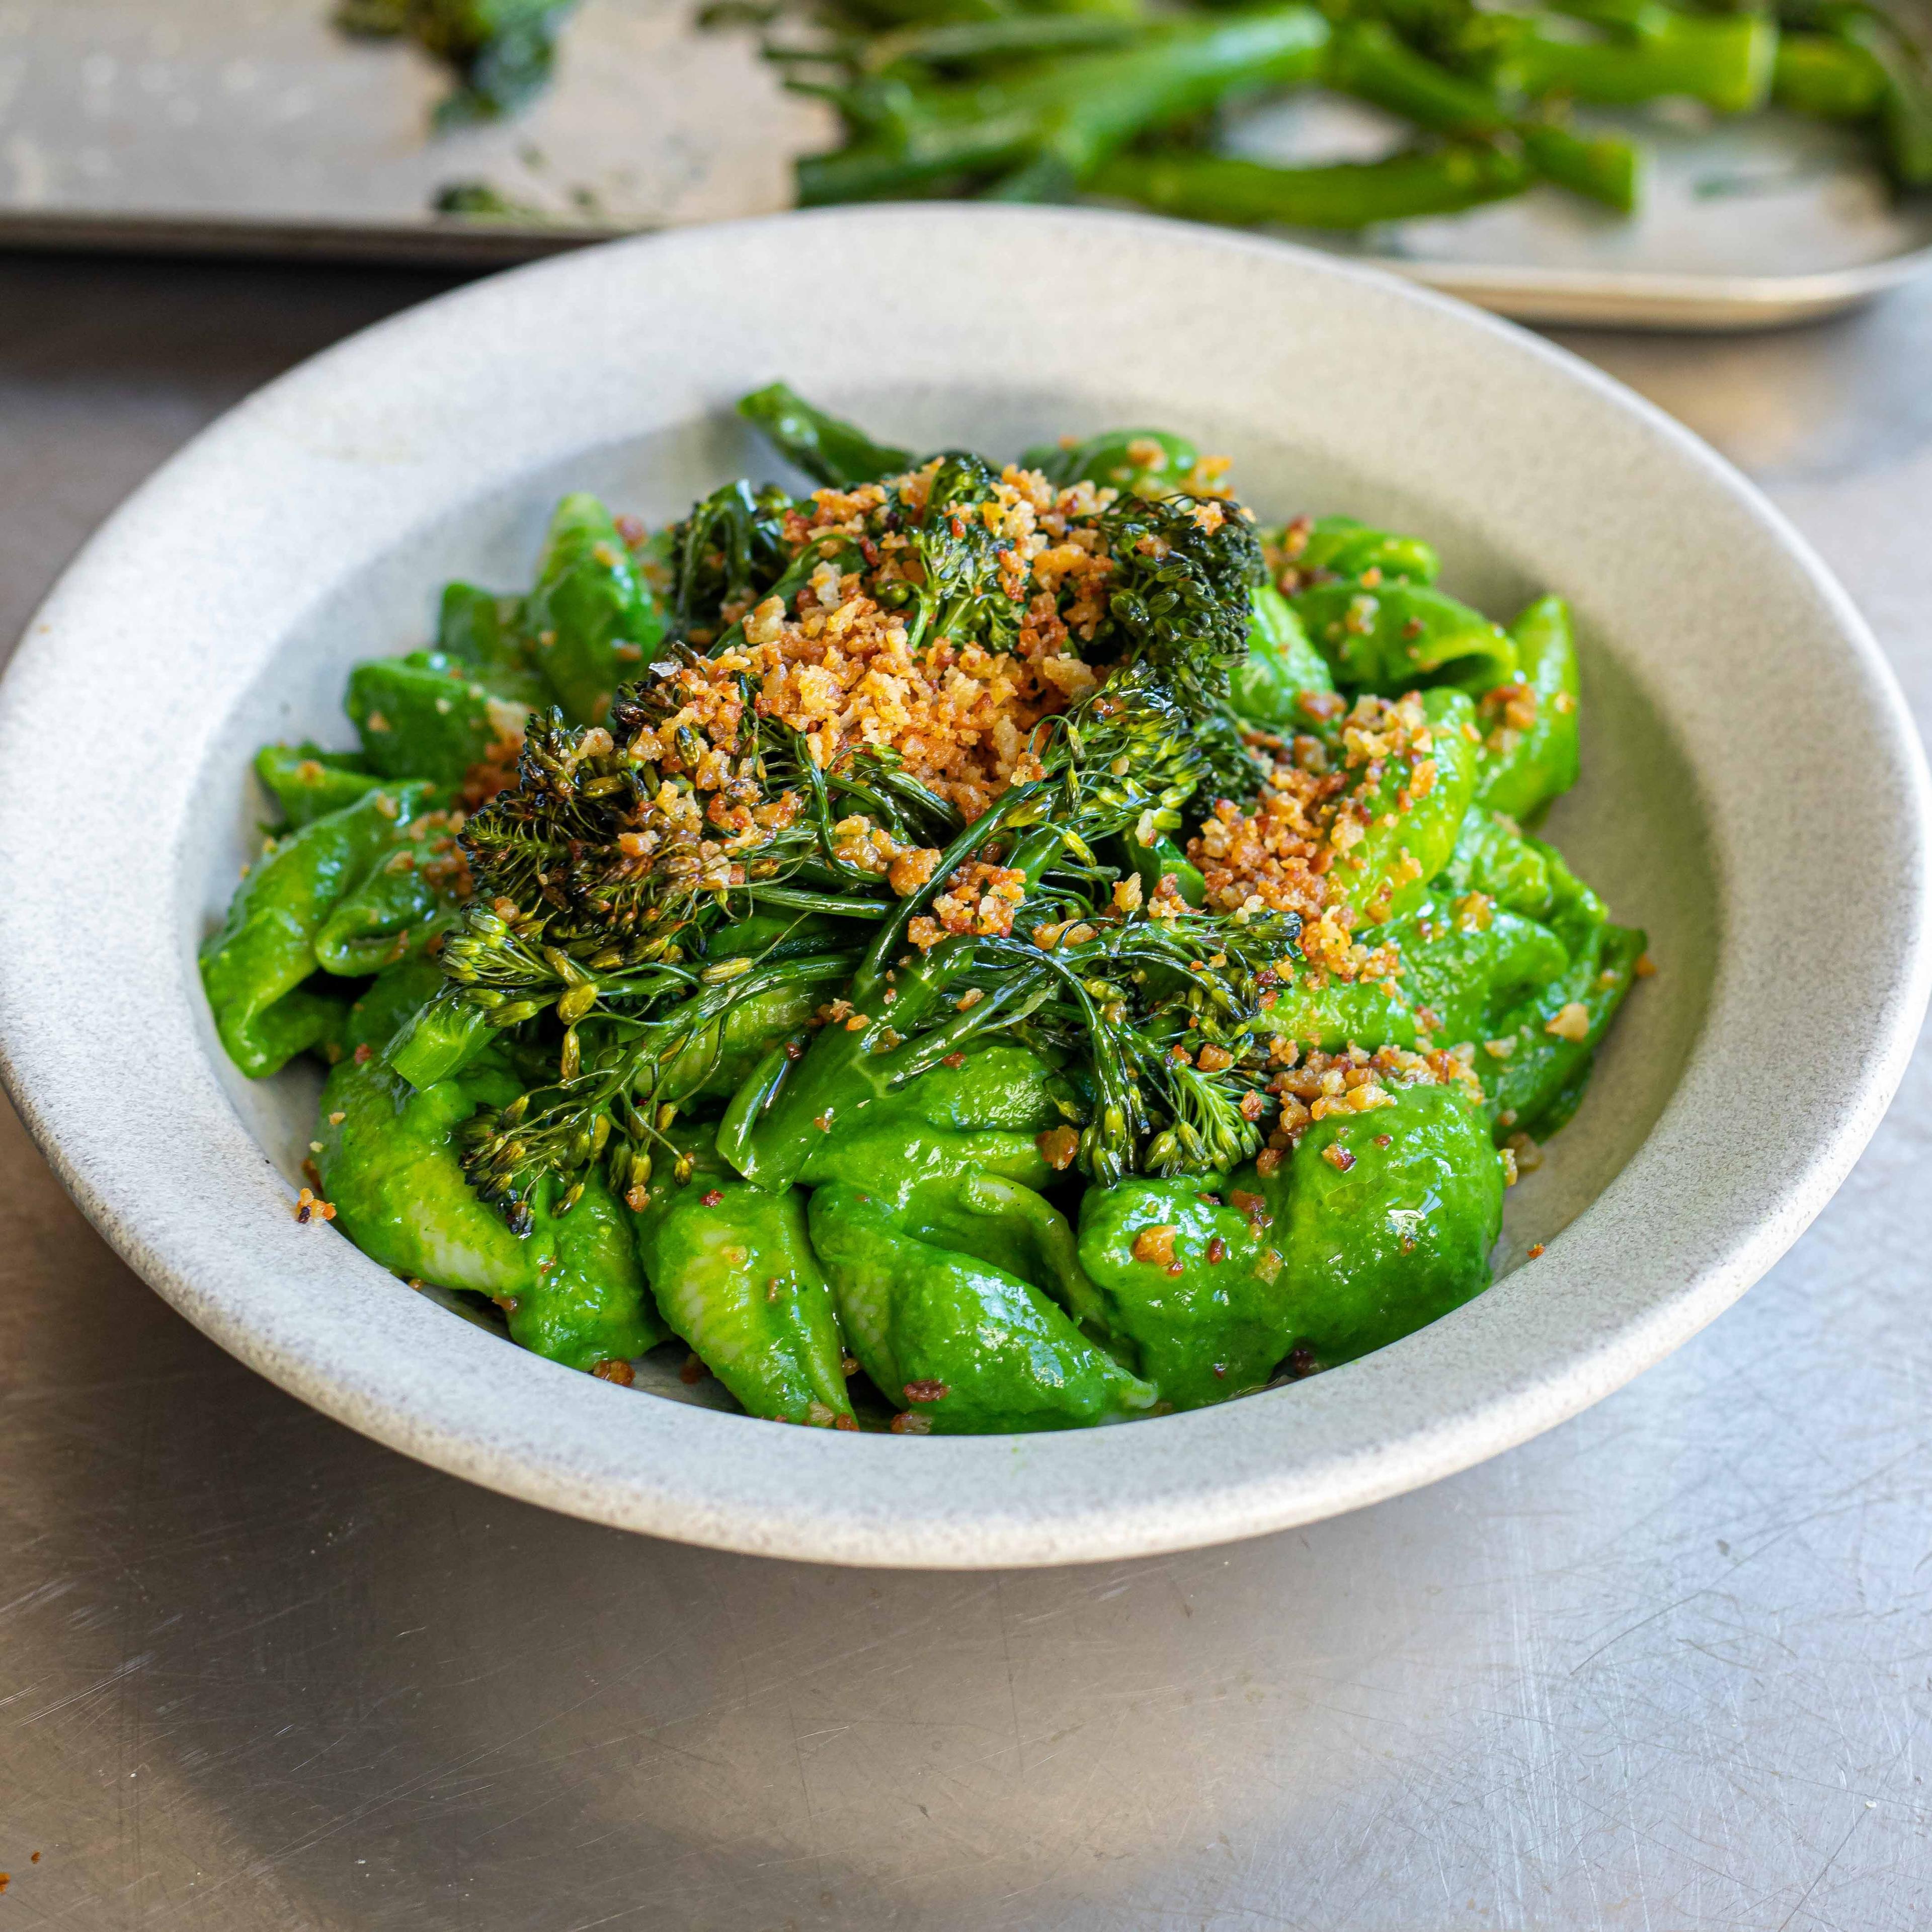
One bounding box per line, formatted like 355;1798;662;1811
202;382;1645;1431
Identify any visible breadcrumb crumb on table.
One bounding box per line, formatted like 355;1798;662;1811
294;1187;337;1225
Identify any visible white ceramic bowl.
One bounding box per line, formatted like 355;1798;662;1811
2;207;1924;1567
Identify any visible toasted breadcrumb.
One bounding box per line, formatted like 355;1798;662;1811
294;1187;337;1225
1263;1041;1481;1151
1185;693;1434;985
1545;1001;1591;1042
719;465;1125;821
907;860;1027;950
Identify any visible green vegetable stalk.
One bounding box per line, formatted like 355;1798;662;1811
1493;8;1776;115
1324;19;1642;211
794;6;1331;202
737;381;916;486
1090;144;1535;230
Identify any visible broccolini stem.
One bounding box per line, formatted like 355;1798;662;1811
1498;10;1776;114
458;949;857;1230
1815;3;1932;184
1327;18;1509;135
387;988;491;1090
1517;124;1640;214
1091;145;1532;230
744;887;892;920
1774;31;1887;119
737;381;914;487
794;6;1331;205
858;13;1136;73
1324;20;1641;211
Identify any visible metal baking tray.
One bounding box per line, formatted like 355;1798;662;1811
8;0;1931;328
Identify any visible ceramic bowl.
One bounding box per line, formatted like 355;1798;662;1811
2;207;1924;1567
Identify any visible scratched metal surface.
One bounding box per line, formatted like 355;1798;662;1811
1;253;1929;1931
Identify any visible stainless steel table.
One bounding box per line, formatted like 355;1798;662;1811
2;252;1927;1932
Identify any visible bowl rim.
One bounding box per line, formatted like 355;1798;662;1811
2;204;1926;1568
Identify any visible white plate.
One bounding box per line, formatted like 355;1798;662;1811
1;207;1924;1566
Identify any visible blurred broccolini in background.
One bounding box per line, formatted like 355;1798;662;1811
337;0;579;124
339;0;1931;228
759;0;1931;226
